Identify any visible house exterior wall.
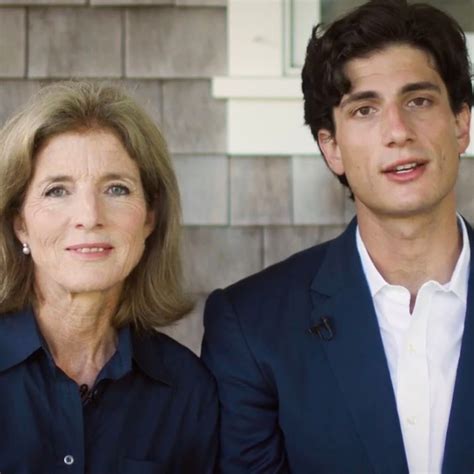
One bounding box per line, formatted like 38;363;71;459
0;0;473;354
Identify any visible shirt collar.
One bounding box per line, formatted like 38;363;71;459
0;307;172;387
0;307;42;372
447;216;470;302
98;326;173;386
356;215;470;304
131;329;173;386
356;227;387;297
94;324;133;382
0;308;135;377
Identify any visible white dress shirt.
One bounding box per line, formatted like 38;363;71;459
356;218;470;474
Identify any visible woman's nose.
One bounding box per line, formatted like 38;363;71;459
72;192;104;230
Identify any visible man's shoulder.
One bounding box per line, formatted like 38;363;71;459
229;241;329;296
227;226;351;297
211;227;349;318
203;222;356;335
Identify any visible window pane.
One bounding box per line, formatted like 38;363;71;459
320;0;474;31
290;0;474;69
292;0;474;69
320;0;361;23
289;0;320;69
289;0;474;156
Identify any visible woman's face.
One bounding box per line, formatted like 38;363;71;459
14;129;155;299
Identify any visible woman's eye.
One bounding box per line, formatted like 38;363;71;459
107;184;130;196
45;186;67;198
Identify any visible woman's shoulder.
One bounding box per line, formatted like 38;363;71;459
131;329;215;392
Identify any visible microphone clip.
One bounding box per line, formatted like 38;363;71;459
308;317;334;341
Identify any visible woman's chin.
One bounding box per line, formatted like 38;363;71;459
37;278;123;300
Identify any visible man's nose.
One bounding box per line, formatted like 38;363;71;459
381;104;415;147
73;192;104;230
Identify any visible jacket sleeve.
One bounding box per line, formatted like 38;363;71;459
201;289;290;473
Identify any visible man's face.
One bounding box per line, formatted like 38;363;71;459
318;44;471;221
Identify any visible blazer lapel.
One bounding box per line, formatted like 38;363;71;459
309;220;408;474
442;219;474;473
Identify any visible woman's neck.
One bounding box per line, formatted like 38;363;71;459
33;290;120;387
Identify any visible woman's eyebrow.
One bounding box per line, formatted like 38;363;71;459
37;173;138;187
99;172;138;182
37;175;72;187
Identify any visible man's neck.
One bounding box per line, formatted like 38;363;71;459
357;203;462;307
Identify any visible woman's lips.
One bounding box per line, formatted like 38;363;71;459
71;247;108;254
66;243;113;257
66;243;112;250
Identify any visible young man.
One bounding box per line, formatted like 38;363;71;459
202;1;472;472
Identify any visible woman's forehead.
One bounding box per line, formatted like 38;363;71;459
32;130;140;181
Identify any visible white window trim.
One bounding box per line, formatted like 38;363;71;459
285;0;321;74
215;0;474;156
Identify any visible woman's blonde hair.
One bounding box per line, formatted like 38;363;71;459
0;80;192;330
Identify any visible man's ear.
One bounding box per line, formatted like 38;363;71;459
317;129;345;176
455;103;471;155
13;214;28;243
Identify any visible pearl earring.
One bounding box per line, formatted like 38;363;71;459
22;243;30;255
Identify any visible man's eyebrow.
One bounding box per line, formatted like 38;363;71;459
339;81;442;109
339;91;379;109
400;81;441;95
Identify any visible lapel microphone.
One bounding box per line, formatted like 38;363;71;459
308;317;334;341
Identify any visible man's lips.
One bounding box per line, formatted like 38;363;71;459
382;159;428;174
66;243;113;254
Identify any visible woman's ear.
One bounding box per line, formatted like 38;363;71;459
317;129;345;176
144;206;156;239
13;214;28;243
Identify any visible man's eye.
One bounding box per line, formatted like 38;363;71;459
353;106;375;117
107;184;130;196
45;186;67;198
408;97;431;107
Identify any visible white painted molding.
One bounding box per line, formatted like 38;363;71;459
227;99;316;155
213;77;301;99
286;0;321;71
228;0;283;77
217;3;474;156
220;0;314;155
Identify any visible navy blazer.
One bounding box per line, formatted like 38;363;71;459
202;219;474;473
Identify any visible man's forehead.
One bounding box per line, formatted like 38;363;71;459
342;44;442;93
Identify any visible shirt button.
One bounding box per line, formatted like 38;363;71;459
64;455;74;465
407;416;417;425
408;343;416;354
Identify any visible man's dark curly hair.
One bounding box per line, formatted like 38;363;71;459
302;0;473;189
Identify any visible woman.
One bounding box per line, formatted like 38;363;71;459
0;81;217;473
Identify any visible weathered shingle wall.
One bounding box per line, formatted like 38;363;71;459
1;2;473;354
